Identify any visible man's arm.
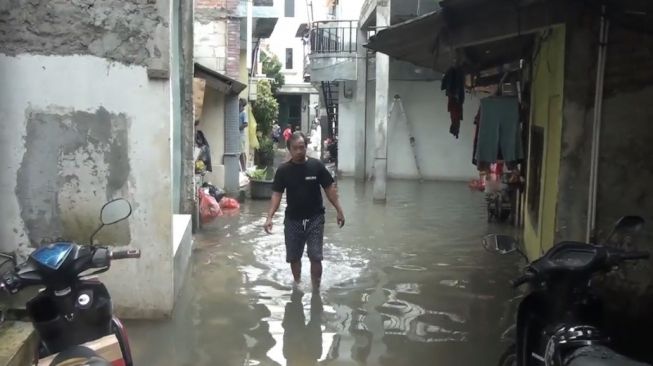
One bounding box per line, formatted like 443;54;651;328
264;192;282;233
324;184;345;227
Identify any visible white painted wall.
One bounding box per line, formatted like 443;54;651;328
351;79;480;181
336;0;364;20
338;83;357;174
194;20;227;72
0;54;174;318
266;0;327;85
386;81;479;180
198;87;226;188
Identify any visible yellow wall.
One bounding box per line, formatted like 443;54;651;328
523;26;566;259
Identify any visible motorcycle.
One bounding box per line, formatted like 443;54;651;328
484;216;650;366
0;198;140;365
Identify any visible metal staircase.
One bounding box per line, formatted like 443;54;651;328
320;81;339;139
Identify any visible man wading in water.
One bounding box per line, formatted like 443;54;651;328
264;132;345;289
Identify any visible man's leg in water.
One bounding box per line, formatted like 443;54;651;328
310;261;322;288
285;218;306;284
306;215;326;288
290;261;302;283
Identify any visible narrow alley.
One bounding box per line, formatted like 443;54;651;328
128;180;520;366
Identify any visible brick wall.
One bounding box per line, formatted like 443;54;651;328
226;19;241;78
194;0;241;76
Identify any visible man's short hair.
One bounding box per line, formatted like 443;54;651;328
239;98;247;108
287;131;308;150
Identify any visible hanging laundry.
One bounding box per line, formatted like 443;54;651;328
475;96;523;165
472;107;481;165
441;67;466;139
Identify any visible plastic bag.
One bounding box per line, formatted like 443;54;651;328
219;197;240;210
199;188;222;224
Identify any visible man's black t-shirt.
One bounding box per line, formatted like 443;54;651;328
272;158;335;220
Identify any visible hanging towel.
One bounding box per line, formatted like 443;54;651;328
475;96;523;165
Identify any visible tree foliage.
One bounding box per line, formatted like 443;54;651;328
252;79;278;168
261;52;285;95
252;79;278;138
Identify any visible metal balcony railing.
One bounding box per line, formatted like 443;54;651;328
310;20;358;54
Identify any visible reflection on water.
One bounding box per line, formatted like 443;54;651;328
127;180;520;366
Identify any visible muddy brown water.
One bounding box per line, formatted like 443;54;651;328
127;179;521;366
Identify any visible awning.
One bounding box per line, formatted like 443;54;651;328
295;23;309;38
365;10;448;71
194;63;247;95
365;0;567;73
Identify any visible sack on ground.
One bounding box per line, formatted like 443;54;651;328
199;188;222;223
219;197;240;210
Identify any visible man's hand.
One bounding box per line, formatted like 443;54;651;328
264;217;273;234
337;210;345;228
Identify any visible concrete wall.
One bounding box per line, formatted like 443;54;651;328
199;88;227;188
554;19;595;246
355;79;479;180
0;0;170;73
523;26;566;259
365;80;377;177
386;81;479;180
0;55;174;317
194;18;228;73
0;0;195;318
338;84;358;174
309;55;358;82
391;0;439;21
593;25;653;356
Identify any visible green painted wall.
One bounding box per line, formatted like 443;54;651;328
523;25;566;259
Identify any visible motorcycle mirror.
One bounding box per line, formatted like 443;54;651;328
604;216;645;245
100;199;133;225
90;199;132;245
482;234;518;255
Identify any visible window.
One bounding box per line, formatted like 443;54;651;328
285;48;293;70
285;0;294;17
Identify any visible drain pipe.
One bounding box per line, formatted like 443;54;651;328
586;5;610;243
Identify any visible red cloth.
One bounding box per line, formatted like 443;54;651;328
283;128;292;141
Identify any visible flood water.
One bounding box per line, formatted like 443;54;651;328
128;179;521;366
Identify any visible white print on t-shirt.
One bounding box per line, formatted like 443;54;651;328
305;176;317;181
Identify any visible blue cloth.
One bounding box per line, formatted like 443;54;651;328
476;96;523;164
239;110;248;130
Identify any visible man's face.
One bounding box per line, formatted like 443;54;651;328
289;137;307;162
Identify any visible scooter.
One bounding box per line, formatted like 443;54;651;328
0;198;140;365
484;216;650;366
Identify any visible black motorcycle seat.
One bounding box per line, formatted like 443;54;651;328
566;345;650;366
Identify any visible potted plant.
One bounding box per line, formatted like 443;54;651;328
249;79;279;199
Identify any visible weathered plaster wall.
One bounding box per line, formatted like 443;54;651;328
594;25;653;359
555;19;595;245
0;55;174;318
194;15;228;73
181;0;196;217
0;0;170;72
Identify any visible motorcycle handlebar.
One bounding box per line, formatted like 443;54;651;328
619;251;650;261
511;272;535;288
109;249;141;260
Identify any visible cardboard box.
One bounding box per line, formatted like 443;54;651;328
37;334;125;366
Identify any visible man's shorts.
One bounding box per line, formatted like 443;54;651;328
240;133;247;153
284;214;325;263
